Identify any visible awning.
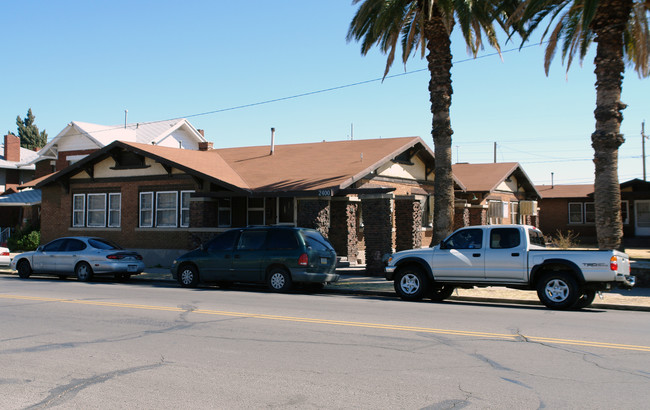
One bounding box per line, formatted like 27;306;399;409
0;189;41;206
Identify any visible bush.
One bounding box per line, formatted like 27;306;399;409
548;230;579;249
7;228;40;252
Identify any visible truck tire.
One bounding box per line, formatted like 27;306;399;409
536;272;580;310
429;285;455;302
572;289;596;310
394;266;430;301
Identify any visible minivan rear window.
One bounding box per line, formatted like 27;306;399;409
302;231;334;251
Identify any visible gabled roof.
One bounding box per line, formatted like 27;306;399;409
31;118;207;163
36;136;437;195
535;184;594;199
0;144;38;170
452;162;539;196
216;137;435;192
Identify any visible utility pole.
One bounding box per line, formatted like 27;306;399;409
643;121;648;181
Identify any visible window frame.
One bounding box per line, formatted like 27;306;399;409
568;202;584;224
72;194;85;227
86;193;107;228
218;198;232;228
621;200;629;225
139;192;154;228
584;202;595;224
180;190;194;228
155;191;178;228
247;197;265;226
108;193;121;228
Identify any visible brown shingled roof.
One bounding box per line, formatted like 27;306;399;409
215;137;429;192
535;184;594;199
452;162;538;193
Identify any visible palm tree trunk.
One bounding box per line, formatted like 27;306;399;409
590;0;632;250
425;7;455;246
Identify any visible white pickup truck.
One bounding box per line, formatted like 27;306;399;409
385;225;635;310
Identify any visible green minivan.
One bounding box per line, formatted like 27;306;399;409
171;226;339;291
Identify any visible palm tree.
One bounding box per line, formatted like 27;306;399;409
512;0;649;249
347;0;514;245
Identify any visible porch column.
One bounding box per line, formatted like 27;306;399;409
361;194;393;275
453;203;470;229
468;205;488;226
297;198;331;238
329;198;359;264
394;196;422;251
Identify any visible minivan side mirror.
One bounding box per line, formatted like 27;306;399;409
36;246;43;252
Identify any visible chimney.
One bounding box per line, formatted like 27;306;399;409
270;127;275;155
3;134;20;162
198;141;213;151
198;129;205;137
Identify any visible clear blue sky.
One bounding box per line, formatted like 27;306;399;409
2;1;648;186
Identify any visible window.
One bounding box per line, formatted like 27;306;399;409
247;198;265;225
267;229;299;250
72;194;85;227
207;229;239;252
43;239;66;252
62;239;86;252
302;230;335;251
140;192;154;227
568;203;583;224
444;229;483;249
218;198;232;228
108;193;121;227
621;200;629;225
510;202;519;224
180;190;193;228
237;230;267;250
490;228;521;249
277;197;295;224
87;194;107;227
584;202;595;224
156;191;178;227
528;229;546;247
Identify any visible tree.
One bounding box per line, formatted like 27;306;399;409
16;108;48;150
347;0;515;244
512;0;649;250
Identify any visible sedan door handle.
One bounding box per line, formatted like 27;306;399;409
511;253;520;257
472;253;481;257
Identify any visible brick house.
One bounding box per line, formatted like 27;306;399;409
452;162;541;229
35;136;447;273
537;179;650;245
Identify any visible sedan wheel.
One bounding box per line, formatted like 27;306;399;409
17;260;32;279
75;262;93;282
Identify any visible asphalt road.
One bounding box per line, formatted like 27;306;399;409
1;275;649;409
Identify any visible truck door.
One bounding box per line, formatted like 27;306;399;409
432;228;486;280
484;227;527;281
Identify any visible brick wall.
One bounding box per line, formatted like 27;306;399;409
361;197;393;275
297;199;330;238
329;200;358;262
395;197;422;251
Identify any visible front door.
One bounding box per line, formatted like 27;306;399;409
635;200;650;236
33;238;67;273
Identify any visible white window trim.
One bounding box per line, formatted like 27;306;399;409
108;193;121;228
568;202;584;224
510;202;519;224
140;192;154;228
156;191;178;228
247;197;265;226
72;194;85;227
86;193;107;228
180;190;194;228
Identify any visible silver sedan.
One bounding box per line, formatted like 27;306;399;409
10;237;145;281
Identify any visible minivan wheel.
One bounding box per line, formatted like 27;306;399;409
75;262;93;282
178;264;199;288
268;268;292;292
17;260;32;279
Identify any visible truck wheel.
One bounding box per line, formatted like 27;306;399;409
429;285;455;302
394;267;430;301
572;289;596;310
536;272;579;310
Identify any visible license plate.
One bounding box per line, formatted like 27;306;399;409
128;265;138;272
320;258;328;265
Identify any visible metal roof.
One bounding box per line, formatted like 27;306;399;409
0;189;41;206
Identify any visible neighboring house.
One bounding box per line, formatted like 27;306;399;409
30;118;208;178
452;162;541;228
0;134;39;245
537;179;650;245
35;136;445;273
